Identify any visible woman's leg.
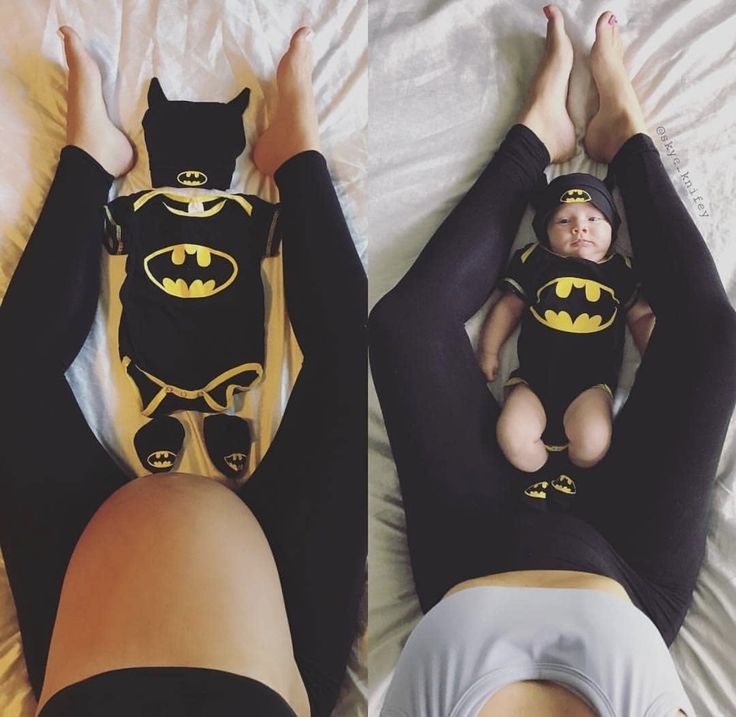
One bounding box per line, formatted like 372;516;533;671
579;12;736;644
0;28;134;695
369;8;575;610
238;29;367;717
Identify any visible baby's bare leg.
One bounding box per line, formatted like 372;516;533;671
583;11;649;163
252;27;320;177
497;384;548;472
563;386;613;468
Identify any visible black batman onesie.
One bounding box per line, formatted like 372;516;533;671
104;77;281;477
500;240;639;447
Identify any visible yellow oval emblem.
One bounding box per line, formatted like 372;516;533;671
560;189;592;203
144;243;238;299
177;170;208;186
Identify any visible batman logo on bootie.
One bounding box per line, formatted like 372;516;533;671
147;450;176;469
225;452;248;472
530;276;618;333
560;189;592;203
144;243;238;298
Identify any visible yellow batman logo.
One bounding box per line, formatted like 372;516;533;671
530;277;618;333
225;452;248;472
147;450;176;469
177;170;208;186
560;189;592;203
144;243;238;299
551;474;577;495
524;480;549;499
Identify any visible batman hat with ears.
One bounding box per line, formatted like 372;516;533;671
531;172;621;245
142;77;251;190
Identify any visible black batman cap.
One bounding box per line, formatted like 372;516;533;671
531;172;621;245
142;77;250;190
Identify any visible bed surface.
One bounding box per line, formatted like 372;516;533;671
0;1;366;715
368;2;736;716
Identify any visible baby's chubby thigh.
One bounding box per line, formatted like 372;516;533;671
496;382;549;472
563;386;614;468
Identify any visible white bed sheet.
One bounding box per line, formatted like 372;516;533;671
368;2;736;716
0;1;366;715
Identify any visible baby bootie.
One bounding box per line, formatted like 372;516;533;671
520;479;551;512
204;414;252;479
134;415;185;473
548;473;577;513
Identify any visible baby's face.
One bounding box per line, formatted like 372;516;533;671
546;203;612;262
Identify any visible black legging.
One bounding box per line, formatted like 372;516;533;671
369;124;736;646
0;146;366;717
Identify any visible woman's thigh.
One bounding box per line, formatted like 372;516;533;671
37;473;309;717
581;313;736;594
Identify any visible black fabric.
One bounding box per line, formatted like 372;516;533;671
369;125;736;646
143;77;250;190
239;151;367;717
104;190;280;416
133;415;185;473
0;147;366;717
37;667;297;717
204;413;251;479
531;171;621;244
500;241;639;445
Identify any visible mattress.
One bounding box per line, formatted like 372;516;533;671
368;1;736;716
0;1;366;715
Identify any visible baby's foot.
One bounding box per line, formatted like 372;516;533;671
583;12;649;163
252;27;320;176
517;5;577;164
59;26;134;177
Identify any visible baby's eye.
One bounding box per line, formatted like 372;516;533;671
589;216;601;221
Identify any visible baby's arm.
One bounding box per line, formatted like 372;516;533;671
478;292;526;381
627;298;656;354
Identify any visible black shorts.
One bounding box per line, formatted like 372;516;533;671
38;666;298;717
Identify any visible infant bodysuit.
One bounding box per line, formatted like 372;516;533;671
498;172;642;510
104;78;282;478
500;240;639;448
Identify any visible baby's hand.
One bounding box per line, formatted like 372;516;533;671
479;351;500;382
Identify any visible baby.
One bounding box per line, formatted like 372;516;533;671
479;173;655;506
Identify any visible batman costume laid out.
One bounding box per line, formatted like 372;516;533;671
499;173;639;453
104;78;281;478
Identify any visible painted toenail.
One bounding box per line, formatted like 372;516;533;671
608;14;618;25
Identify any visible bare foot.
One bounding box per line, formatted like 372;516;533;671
252;27;320;176
59;26;134;177
517;5;577;164
583;11;649;163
